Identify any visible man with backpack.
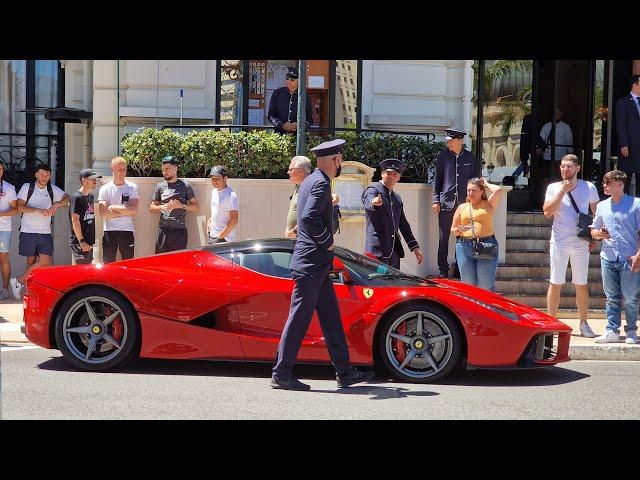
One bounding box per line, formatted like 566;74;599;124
13;164;68;298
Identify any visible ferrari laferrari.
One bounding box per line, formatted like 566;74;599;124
22;239;572;383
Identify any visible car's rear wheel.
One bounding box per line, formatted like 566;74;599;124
54;288;139;372
378;303;463;383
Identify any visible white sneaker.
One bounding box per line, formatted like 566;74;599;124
594;330;620;343
579;322;597;338
0;288;10;300
10;278;23;300
625;331;638;344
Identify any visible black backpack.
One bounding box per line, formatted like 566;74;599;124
20;181;55;229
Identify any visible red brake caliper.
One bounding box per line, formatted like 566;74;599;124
393;322;407;364
104;305;124;343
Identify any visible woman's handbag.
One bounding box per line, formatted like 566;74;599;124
468;202;498;260
566;191;593;241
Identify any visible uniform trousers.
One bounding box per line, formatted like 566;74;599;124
272;266;351;380
378;250;401;269
438;209;456;275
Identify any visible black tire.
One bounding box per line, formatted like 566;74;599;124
54;287;139;372
377;303;464;383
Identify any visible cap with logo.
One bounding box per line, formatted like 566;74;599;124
79;168;102;181
286;67;299;80
162;155;179;165
209;165;228;178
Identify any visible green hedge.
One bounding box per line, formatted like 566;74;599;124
121;127;444;182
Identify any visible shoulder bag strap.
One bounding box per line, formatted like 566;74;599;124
566;190;582;215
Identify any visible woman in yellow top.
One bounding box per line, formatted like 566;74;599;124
450;177;504;291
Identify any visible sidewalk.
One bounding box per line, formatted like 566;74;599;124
2;298;640;360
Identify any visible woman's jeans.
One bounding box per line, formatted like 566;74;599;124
601;257;640;333
455;237;499;291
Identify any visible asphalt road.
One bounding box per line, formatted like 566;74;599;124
2;346;639;420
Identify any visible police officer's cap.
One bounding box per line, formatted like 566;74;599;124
162;155;179;165
286;67;299;80
379;158;407;175
209;165;228;177
444;128;465;141
310;139;346;157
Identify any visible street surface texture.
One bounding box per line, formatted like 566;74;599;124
2;348;639;420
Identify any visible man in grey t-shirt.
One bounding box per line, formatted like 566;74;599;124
150;156;199;253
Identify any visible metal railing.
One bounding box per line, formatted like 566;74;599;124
0;133;62;190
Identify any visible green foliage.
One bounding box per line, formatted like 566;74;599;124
122;127;442;182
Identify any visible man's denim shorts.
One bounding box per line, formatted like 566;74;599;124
0;231;10;253
18;232;54;257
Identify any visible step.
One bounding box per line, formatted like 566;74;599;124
505;251;602;266
505;238;601;253
497;265;602;281
506;294;606;310
507;225;551;239
507;212;552;226
496;279;604;296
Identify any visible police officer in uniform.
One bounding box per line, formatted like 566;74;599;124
271;139;375;391
362;159;424;269
267;67;313;135
432;128;479;278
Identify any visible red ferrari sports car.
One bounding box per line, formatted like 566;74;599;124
22;239;572;383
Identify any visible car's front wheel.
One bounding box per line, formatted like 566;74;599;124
54;288;139;371
378;303;463;383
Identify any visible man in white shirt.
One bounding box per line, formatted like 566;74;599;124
0;162;19;299
98;157;139;263
14;164;69;297
207;165;238;243
543;154;600;337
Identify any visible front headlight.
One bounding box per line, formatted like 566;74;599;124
451;292;520;322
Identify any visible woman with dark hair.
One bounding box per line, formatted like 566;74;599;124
450;177;504;291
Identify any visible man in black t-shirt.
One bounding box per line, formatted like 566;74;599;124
69;169;102;265
150;156;199;253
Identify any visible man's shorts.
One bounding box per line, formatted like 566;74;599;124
0;231;10;253
18;232;54;257
549;239;590;285
156;227;188;254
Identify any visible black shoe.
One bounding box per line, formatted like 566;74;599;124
336;369;375;388
270;376;311;391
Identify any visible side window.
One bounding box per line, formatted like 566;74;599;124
238;252;293;279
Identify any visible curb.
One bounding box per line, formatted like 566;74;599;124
569;344;640;361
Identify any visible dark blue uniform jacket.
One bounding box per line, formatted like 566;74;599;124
616;94;640;174
290;168;334;276
432;148;478;212
362;181;419;260
268;87;313;134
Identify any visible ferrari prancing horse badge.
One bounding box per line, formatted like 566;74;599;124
363;288;374;299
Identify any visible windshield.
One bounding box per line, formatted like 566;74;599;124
335;247;435;287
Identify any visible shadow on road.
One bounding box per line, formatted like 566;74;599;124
36;354;589;388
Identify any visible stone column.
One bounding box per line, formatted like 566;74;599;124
92;60;120;174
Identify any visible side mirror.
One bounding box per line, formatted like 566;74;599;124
332;257;352;284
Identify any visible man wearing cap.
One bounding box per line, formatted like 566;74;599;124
98;156;139;263
272;139;375;391
150;156;199;253
267;67;313;135
207;165;238;243
68;169;101;265
362;159;424;269
432;128;479;278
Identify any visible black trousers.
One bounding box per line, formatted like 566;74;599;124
378;251;400;269
155;227;188;254
272;268;351;380
438;209;456;275
102;231;135;264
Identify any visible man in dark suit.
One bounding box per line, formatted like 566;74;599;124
432;128;479;278
267;67;313;135
271;139;375;391
362;159;424;269
615;74;640;197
